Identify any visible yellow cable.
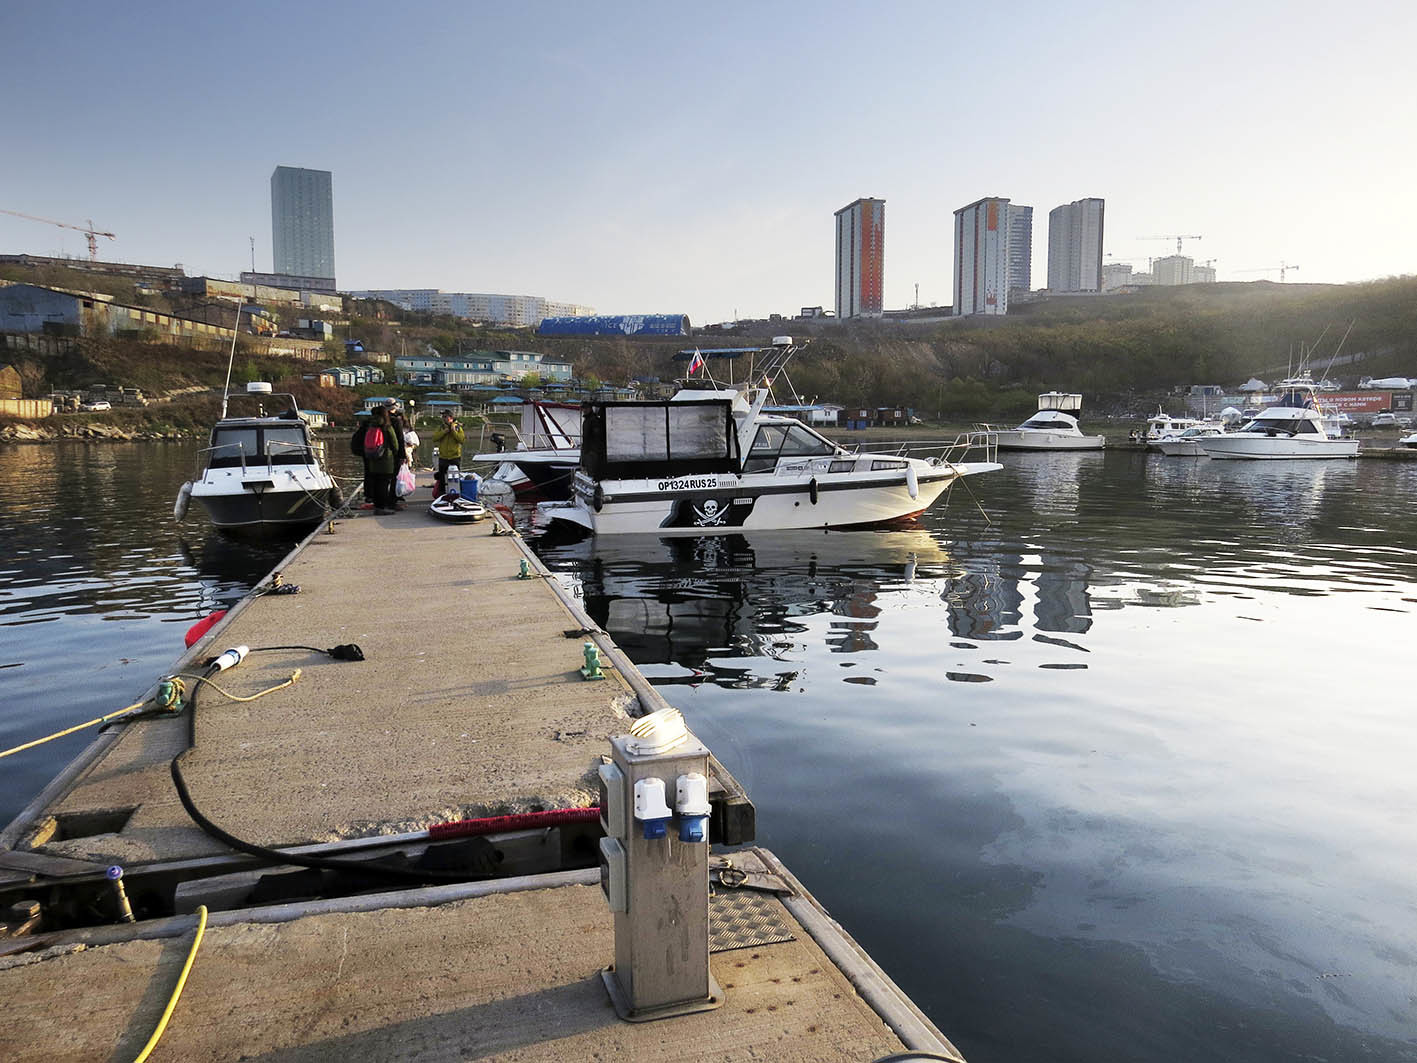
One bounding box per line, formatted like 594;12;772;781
131;905;208;1063
173;670;302;703
0;701;147;760
0;678;187;761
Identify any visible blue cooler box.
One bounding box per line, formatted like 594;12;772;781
458;474;480;501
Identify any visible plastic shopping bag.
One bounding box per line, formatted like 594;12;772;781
395;463;416;498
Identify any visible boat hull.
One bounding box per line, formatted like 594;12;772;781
1154;440;1209;457
994;430;1105;451
193;486;333;533
542;463;1000;536
1198;437;1358;460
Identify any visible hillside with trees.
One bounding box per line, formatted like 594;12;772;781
5;260;1415;426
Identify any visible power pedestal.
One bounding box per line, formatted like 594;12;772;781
598;711;723;1022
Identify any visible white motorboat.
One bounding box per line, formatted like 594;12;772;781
991;409;1105;451
471;400;581;500
538;339;1000;536
174;384;341;534
1399;431;1417;449
1154;424;1226;457
1197;409;1355;459
1143;409;1205;446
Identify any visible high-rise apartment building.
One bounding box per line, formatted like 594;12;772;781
1047;198;1105;292
835;198;885;319
1006;204;1032;294
954;197;1025;316
1152;255;1193;286
271;166;335;285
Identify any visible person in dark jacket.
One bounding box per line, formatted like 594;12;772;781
363;405;406;514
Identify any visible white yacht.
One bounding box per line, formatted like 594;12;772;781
538;339;1000;536
471;400;581;500
1143;409;1205;445
992;409;1105;451
1154;425;1226;457
175;384;341;534
1198;379;1357;460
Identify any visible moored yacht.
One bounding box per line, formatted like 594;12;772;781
1143;409;1205;445
990;393;1105;450
1197;378;1356;460
538;339;1000;535
1154;424;1226;457
471;400;582;500
175;383;341;534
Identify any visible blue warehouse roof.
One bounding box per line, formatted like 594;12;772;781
538;314;690;337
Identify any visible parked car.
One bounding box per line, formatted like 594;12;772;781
1371;412;1398;427
79;400;112;412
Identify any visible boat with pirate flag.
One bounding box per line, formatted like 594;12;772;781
537;337;1000;536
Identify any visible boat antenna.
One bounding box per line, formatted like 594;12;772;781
219;285;241;418
1302;323;1332;375
1320;320;1355;382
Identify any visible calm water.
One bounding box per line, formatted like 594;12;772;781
3;442;1416;1062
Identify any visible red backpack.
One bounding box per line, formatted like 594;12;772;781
362;425;388;460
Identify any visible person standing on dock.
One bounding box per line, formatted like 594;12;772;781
433;409;464;496
365;404;407;515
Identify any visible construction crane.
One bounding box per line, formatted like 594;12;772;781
1238;262;1300;282
1;208;116;261
1140;234;1203;254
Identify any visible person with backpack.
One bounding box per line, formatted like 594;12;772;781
349;413;375;509
363;404;407;514
433;409;465;497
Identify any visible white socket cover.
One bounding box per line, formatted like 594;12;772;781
634;777;673;820
675;772;711;816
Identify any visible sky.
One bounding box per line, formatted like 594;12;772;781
3;0;1415;324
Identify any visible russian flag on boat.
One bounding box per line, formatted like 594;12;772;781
687;348;705;375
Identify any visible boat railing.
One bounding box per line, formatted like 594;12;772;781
844;429;998;466
471;418;583;458
192;437;319;476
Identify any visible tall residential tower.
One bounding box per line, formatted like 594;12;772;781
835;197;885;319
954;197;1031;316
271;165;335;286
1046;197;1105;292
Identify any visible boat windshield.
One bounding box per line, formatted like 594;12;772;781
264;425;314;464
743;422;836;473
208;425;313;467
209;427;260;468
1019;413;1074;430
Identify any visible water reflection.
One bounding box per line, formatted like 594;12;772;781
530;450;1417;1063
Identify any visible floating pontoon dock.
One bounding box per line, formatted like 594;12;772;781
0;498;963;1061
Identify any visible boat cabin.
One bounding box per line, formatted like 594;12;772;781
579;399;741;480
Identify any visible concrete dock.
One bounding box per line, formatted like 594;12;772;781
0;499;963;1061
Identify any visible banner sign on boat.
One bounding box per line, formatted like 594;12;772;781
660;496;756;529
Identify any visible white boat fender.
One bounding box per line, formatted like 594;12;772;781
174;481;192;521
808;476;819;505
905;464;919;499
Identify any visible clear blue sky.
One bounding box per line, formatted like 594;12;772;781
3;0;1413;323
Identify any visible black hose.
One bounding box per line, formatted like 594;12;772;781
167;755;491;881
169;660;485;881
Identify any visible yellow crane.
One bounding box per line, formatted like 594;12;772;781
1140;234;1203;254
1;208;116;261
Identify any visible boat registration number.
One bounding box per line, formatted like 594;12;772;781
657;476;719;492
